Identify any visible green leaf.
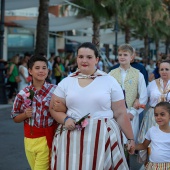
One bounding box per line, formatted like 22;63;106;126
29;89;34;101
76;113;90;125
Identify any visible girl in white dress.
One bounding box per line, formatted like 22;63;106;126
138;60;170;163
136;101;170;170
49;42;135;170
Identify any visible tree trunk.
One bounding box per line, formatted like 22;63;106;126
35;0;49;56
155;40;159;60
92;15;100;51
165;38;170;55
144;35;149;60
125;25;131;43
104;44;109;58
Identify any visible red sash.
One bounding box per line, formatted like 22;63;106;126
24;123;58;150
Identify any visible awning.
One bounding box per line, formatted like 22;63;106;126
64;32;125;45
5;0;69;10
64;34;165;50
13;16;93;31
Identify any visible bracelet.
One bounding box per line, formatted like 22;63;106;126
127;139;134;142
63;116;71;125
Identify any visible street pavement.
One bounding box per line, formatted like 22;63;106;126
0;105;30;170
0;105;144;170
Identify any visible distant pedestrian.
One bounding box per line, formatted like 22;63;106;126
145;59;156;77
148;59;161;82
7;55;20;104
18;55;30;91
11;55;66;170
97;56;104;70
135;102;170;170
53;56;62;85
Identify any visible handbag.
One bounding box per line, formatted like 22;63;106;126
15;76;21;83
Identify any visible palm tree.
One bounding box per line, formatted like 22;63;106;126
35;0;49;56
162;0;170;54
131;0;168;59
118;0;151;43
71;0;120;50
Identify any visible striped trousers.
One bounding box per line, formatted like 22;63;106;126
51;118;129;170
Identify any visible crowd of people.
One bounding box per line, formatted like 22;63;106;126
9;42;170;170
4;52;78;104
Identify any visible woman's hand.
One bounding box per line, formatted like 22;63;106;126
126;139;135;154
65;118;75;131
24;107;32;118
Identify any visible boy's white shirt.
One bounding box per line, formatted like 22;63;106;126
119;66;148;116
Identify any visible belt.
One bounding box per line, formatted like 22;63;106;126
24;123;58;149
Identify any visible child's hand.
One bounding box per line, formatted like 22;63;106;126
133;99;146;109
133;99;140;109
24;107;32;118
126;139;135;155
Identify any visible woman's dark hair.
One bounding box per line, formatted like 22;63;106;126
160;60;170;65
27;55;48;69
155;101;170;114
77;42;99;58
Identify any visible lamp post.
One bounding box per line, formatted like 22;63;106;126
0;0;5;59
0;0;7;104
114;15;119;60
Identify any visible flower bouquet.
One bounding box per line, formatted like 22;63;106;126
56;113;90;134
75;113;90;130
24;89;34;106
24;89;34;135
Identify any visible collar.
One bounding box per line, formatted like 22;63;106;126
119;66;131;72
28;82;49;95
69;69;107;79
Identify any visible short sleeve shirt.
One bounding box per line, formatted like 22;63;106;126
53;75;124;120
145;126;170;163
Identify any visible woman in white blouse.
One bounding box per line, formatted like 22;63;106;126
138;60;170;162
50;42;135;170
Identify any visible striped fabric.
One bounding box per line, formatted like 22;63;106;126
11;82;57;127
51;118;129;170
146;162;170;170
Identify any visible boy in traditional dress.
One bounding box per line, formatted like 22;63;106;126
109;44;148;143
11;55;66;170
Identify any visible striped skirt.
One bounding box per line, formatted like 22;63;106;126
146;162;170;170
51;118;129;170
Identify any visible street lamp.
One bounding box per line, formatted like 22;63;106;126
0;0;5;59
0;0;7;104
113;15;119;60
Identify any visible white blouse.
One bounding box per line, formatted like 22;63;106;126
148;79;170;107
53;75;124;120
